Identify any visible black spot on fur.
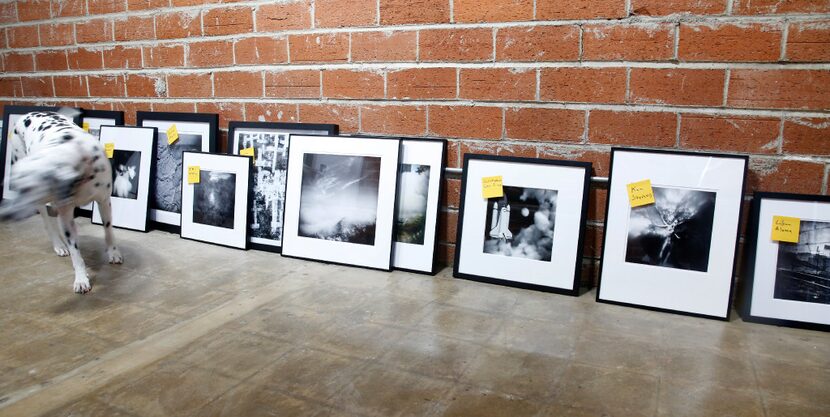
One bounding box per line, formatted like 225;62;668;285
88;175;95;180
62;134;72;141
105;221;111;227
23;118;31;127
65;230;70;238
92;155;100;161
74;243;78;249
106;183;111;188
13;128;18;135
95;182;100;187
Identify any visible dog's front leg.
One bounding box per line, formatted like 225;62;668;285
55;207;91;293
40;205;69;256
96;196;122;264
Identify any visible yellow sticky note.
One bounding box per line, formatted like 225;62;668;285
627;179;656;208
187;166;200;184
771;216;800;243
240;147;255;163
167;124;179;145
104;143;114;159
482;176;504;199
82;122;90;132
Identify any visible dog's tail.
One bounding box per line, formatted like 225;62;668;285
0;147;83;222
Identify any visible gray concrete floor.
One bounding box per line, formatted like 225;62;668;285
0;217;829;417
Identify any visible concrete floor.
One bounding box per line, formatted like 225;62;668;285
0;218;829;417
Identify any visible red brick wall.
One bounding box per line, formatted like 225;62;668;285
1;1;829;283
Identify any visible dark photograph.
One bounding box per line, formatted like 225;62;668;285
110;150;141;200
193;170;236;229
395;164;431;245
774;220;830;305
154;132;202;213
625;186;716;272
482;186;558;262
238;131;287;242
298;153;381;245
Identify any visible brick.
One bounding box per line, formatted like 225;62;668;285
35;51;68;71
8;26;39;48
113;102;149;125
351;31;417;62
419;28;493;62
786;20;830;62
727;70;830;110
153;102;195;113
629;68;725;106
540;68;626;104
583;224;603;258
679;23;782;62
537;0;626;19
429;106;502;139
316;0;376;27
214;71;263;98
438;210;457;244
0;2;17;23
3;53;35;72
39;23;74;46
748;158;825;194
53;76;87;97
203;7;253;36
256;1;311;32
17;0;50;21
128;0;169;10
455;0;533;23
103;46;142;69
589;111;676;147
88;0;127;14
387;68;456;99
459;68;536;101
446;140;461;168
264;70;320;98
505;108;585;142
244;103;298;122
538;147;611;177
680;114;780;153
583;24;675;61
68;48;104;70
126;74;166;98
156;11;201;40
322;70;384;99
299;104;359;133
732;0;830;14
459;141;537;159
361;105;427;136
196;102;244;129
76;19;114;44
21;77;53;97
115;16;155;41
437;243;455;266
496;26;579;62
171;0;219;6
0;78;24;97
234;36;288;65
143;44;185;68
52;0;85;17
167;73;212;97
443;177;461;209
87;75;125;97
783;118;830;156
288;33;349;63
188;40;234;67
379;0;450;24
631;0;726;15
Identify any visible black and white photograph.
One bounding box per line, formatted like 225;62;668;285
625;186;716;272
193;170;236;230
298;153;381;246
774;220;830;305
396;163;431;245
154;132;202;213
110;150;141;200
482;186;557;262
239;131;287;241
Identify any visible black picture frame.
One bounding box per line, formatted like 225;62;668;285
226;121;338;253
597;147;749;321
740;192;830;332
136;111;218;233
76;109;125;218
453;154;592;295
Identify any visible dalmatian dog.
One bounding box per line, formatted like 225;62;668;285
0;109;123;293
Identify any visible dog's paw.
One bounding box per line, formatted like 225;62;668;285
73;277;91;294
107;247;123;264
53;244;69;257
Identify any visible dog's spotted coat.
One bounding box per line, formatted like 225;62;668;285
0;110;122;293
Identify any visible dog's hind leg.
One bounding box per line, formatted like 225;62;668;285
55;206;91;293
40;205;69;256
96;196;123;264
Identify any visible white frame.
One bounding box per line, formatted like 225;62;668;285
92;126;156;232
181;152;251;249
281;135;400;270
79;117;120;212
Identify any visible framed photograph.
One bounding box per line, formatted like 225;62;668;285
227;121;338;252
597;148;748;320
393;138;447;275
281;135;400;270
91;126;157;232
741;192;830;331
137;111;217;232
453;154;591;294
181;152;252;249
78;109;125;216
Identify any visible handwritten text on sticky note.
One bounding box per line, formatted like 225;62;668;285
627;179;656;208
104;143;114;158
771;216;800;243
167;124;179;145
482;176;504;199
82;122;90;132
187;166;200;184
